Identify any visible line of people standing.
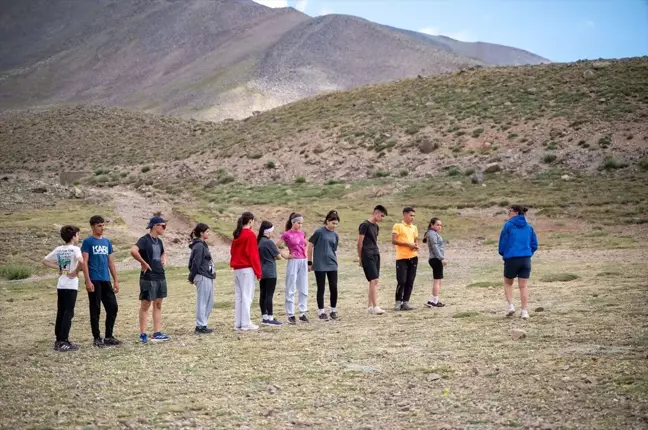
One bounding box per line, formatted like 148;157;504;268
42;204;537;351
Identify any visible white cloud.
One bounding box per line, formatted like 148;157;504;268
295;0;308;12
419;26;474;42
253;0;289;8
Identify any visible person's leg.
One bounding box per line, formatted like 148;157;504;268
328;271;338;311
297;260;309;316
369;279;381;309
55;290;64;342
433;280;442;299
60;290;77;343
395;259;407;308
195;275;208;328
518;278;529;310
266;278;276;319
402;257;418;307
241;269;255;328
518;258;531;315
139;300;151;334
259;278;269;319
504;277;515;315
315;271;326;313
87;281;102;339
100;282;118;339
284;260;297;317
234;270;243;329
205;277;214;326
152;299;163;333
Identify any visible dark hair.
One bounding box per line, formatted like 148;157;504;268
190;223;210;240
422;217;440;243
403;206;415;214
373;205;388;216
324;210;340;224
233;212;255;239
510;205;529;216
257;221;273;243
89;215;104;226
60;225;80;243
285;212;303;231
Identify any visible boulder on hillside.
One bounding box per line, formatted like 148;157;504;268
471;171;485;184
484;163;502;174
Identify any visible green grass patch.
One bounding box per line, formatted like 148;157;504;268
540;273;579;282
0;263;33;280
466;281;499;288
452;311;480;318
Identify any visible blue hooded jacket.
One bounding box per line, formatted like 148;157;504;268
498;215;538;260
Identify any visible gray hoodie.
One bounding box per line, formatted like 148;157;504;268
188;239;215;282
425;230;445;260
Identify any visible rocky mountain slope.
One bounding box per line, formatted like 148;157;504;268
0;0;548;121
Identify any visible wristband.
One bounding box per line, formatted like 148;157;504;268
308;261;313;266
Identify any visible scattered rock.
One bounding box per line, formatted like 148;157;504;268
1;176;9;181
426;373;442;381
599;98;607;102
7;298;14;302
561;365;570;371
583;69;595;79
449;181;463;189
510;329;527;340
484;163;502;174
344;364;379;373
425;102;435;107
504;101;512;106
535;307;545;312
71;186;85;199
31;187;48;193
527;87;537;94
592;61;611;69
471;171;485;184
285;189;293;195
561;175;571;181
344;184;351;189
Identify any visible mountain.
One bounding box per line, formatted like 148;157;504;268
0;0;549;121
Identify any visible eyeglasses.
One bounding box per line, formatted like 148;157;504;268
157;224;167;230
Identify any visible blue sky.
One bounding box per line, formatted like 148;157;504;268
253;0;648;62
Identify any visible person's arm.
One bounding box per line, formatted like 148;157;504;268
130;243;152;272
188;245;204;283
391;225;416;249
357;234;364;266
530;227;539;254
42;250;60;270
276;236;292;259
248;235;262;279
161;241;167;266
307;231;319;272
81;251;94;292
272;242;283;260
498;225;508;257
107;242;119;293
67;250;84;278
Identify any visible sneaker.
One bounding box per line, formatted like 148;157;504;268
139;333;148;344
372;306;385;315
288;316;297;325
151;332;170;342
266;318;283;326
400;302;415;311
520;310;529;320
53;341;62;351
299;314;310;323
394;302;403;311
58;341;79;352
240;324;259;331
93;337;106;348
103;337;121;346
262;319;273;326
425;301;446;308
506;304;516;317
318;313;329;321
195;326;214;334
329;312;339;320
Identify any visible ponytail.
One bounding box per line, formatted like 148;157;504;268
233;212;255;239
285;212;302;231
190;223;210;241
324;210;340;224
422;217;440;243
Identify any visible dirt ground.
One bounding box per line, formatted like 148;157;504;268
1;235;647;429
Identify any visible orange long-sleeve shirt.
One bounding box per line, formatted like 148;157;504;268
229;228;262;279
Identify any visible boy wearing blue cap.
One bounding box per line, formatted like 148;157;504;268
130;215;170;343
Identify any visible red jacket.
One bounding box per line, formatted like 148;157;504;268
229;228;262;279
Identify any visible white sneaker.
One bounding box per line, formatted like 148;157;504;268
372;306;385;315
520;310;529;320
506;304;515;317
240;324;259;331
367;307;374;314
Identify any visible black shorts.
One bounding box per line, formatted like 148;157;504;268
504;257;532;279
139;279;168;301
428;258;444;280
361;252;380;282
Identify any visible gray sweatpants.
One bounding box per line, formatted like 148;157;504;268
234;268;255;329
285;259;309;316
194;274;214;328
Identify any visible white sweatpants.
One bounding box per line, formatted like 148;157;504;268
234;268;255;329
285;259;309;316
194;274;214;328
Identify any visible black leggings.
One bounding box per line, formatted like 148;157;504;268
315;271;338;310
55;289;77;342
259;278;277;316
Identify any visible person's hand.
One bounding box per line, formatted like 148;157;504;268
141;262;152;273
358;258;363;268
113;281;120;294
86;280;94;293
442;259;447;266
409;243;418;250
66;270;78;279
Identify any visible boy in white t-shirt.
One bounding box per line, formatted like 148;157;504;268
43;225;83;352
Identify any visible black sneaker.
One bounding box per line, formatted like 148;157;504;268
53;341;62;351
318;313;329;321
94;337;106;348
401;303;415;311
299;314;309;323
58;341;79;352
425;301;446;308
329;312;339;320
103;337;121;346
195;326;214;334
288;316;297;325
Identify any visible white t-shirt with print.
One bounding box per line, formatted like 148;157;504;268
44;245;83;290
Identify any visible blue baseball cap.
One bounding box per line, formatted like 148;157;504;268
147;216;166;229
